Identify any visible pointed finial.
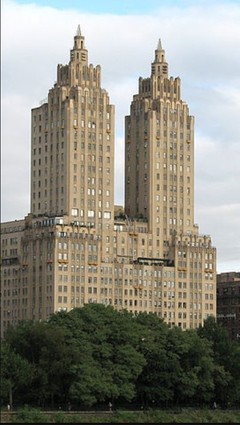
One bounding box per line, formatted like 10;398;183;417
157;38;162;50
76;24;81;36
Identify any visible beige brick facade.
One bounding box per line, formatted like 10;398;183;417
1;27;216;338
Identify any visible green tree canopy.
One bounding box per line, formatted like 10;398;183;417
0;340;33;407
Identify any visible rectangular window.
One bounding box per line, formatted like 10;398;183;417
104;211;111;219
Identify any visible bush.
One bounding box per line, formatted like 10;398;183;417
13;406;49;423
51;411;68;423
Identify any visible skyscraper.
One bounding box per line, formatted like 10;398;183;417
125;40;194;258
1;27;216;338
31;26;115;252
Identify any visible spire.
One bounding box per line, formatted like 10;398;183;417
71;24;88;65
157;38;162;51
151;38;168;77
76;24;81;37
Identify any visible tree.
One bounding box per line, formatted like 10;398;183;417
0;340;33;407
5;320;81;406
197;316;236;407
57;304;146;407
134;312;175;407
179;330;215;406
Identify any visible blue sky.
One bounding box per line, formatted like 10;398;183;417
2;0;240;273
10;0;240;13
10;0;171;13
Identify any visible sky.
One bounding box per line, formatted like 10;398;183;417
1;0;240;274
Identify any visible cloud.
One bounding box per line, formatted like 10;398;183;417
2;0;240;273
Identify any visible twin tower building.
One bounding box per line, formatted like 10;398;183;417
1;26;217;337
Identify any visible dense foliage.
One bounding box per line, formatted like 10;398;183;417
1;305;239;410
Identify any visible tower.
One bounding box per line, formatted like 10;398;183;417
1;30;217;338
125;40;194;259
31;25;115;233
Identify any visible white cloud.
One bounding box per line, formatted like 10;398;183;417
1;0;240;273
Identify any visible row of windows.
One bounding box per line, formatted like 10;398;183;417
56;295;212;314
178;252;213;260
32;153;111;167
56;283;213;302
33;110;111;129
32;129;111;145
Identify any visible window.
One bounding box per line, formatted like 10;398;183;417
104;212;111;219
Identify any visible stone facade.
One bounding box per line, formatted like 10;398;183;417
1;27;216;338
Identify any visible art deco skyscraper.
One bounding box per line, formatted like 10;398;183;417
124;40;216;327
1;28;217;338
31;25;115;231
125;40;195;259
